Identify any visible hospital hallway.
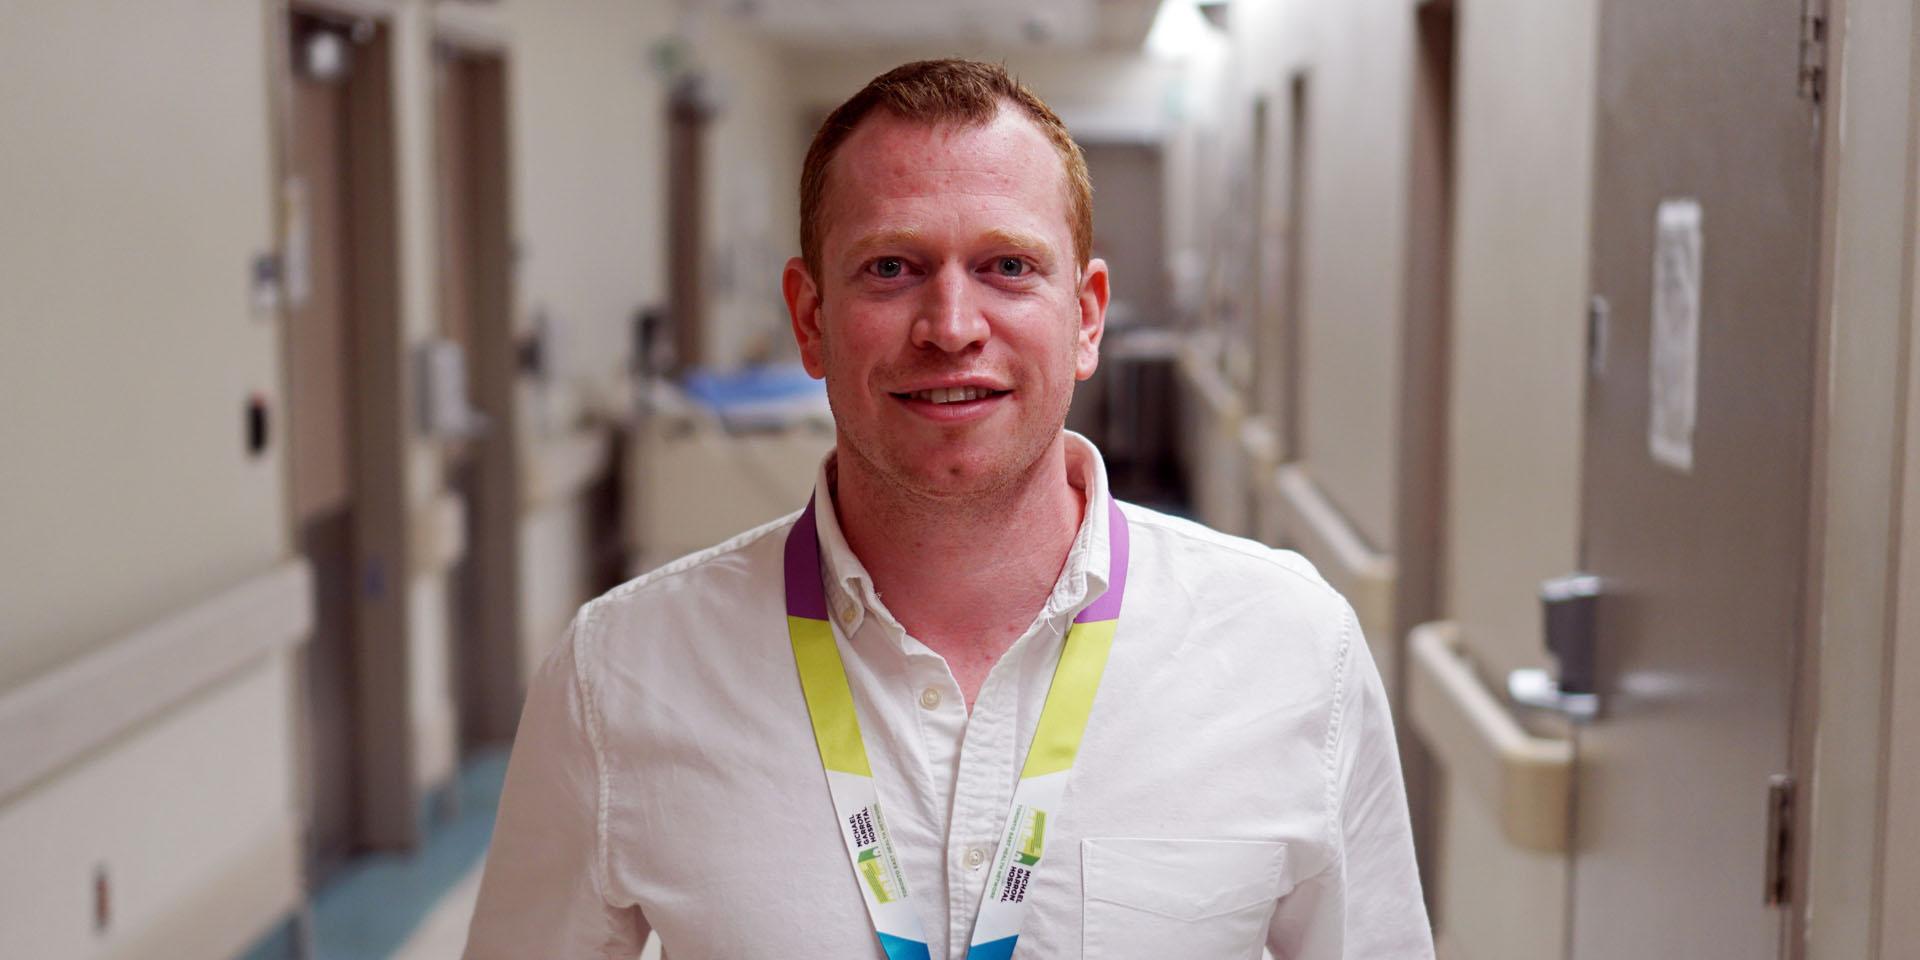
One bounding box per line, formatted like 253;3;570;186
3;1;1919;958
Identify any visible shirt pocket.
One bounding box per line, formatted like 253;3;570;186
1081;837;1286;960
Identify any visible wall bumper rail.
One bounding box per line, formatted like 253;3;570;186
1407;620;1572;853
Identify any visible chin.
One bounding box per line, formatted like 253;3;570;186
890;453;1008;498
887;434;1058;501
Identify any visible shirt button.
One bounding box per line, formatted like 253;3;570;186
918;687;942;710
965;847;987;870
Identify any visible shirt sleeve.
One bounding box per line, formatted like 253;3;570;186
1266;603;1435;959
463;610;651;960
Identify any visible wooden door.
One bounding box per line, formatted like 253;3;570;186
1570;0;1823;954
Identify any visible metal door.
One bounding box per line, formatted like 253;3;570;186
1569;0;1822;956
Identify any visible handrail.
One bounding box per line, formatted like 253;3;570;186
1266;463;1397;663
1239;416;1282;474
1407;621;1573;853
0;560;314;802
411;490;468;577
521;425;613;510
1176;340;1247;423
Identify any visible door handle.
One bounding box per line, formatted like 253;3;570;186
1508;573;1603;722
1508;667;1599;722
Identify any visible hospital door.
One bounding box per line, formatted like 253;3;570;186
1560;0;1823;955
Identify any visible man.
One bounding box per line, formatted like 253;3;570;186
465;59;1431;959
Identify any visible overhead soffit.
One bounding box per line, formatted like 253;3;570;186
695;0;1164;53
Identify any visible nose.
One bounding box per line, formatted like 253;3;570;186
909;264;989;354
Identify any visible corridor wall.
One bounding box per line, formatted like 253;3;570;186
1433;0;1597;955
497;0;676;689
1163;0;1419;673
1802;0;1920;953
1162;1;1598;955
0;1;808;954
0;1;304;956
693;19;805;373
500;0;806;675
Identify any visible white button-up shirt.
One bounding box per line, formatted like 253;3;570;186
465;434;1432;959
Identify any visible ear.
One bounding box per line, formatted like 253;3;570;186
1073;257;1110;381
784;257;827;378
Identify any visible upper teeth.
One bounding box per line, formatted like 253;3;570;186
912;386;992;404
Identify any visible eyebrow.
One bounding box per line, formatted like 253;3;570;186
839;225;1060;271
980;228;1057;264
843;227;927;263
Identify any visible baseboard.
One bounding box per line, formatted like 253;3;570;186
103;818;303;960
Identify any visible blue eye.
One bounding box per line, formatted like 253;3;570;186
872;257;905;279
995;257;1027;277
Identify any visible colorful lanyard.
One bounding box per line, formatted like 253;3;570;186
784;495;1130;960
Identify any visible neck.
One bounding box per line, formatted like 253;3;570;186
832;437;1085;697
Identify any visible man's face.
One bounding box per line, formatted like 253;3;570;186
784;107;1109;501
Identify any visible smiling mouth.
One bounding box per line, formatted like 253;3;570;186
892;386;1009;404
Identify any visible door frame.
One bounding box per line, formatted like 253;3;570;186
1790;0;1920;955
270;0;421;853
1396;0;1459;907
429;17;527;747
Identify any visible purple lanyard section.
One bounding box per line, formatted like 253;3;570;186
783;495;1131;624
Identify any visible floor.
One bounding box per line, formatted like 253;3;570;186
389;861;663;960
241;746;662;960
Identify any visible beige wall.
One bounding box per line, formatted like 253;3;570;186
1171;1;1600;954
0;2;303;952
0;0;285;686
698;20;805;371
506;0;669;405
500;2;815;666
1884;4;1920;936
1445;0;1595;692
1883;198;1920;954
1437;1;1598;956
498;0;673;675
0;657;301;958
1804;0;1920;954
1277;0;1413;554
0;0;743;951
1168;0;1414;553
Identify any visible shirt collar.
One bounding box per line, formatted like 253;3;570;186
808;431;1116;640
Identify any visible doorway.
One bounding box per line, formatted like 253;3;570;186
1271;72;1310;462
281;5;416;875
283;10;363;884
666;74;715;374
432;39;524;750
1073;140;1180;505
1397;0;1457;907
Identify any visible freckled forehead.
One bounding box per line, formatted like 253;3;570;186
821;108;1072;246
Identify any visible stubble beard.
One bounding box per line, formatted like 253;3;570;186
824;369;1073;526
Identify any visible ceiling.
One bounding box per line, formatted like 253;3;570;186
698;0;1165;53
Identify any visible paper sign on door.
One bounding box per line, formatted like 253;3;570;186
1650;199;1703;473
